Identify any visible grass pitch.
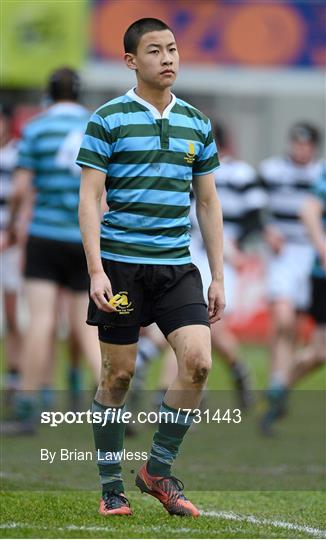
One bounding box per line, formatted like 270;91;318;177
1;344;325;538
1;491;325;538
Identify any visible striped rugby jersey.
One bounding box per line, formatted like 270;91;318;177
211;156;266;241
190;155;267;248
0;139;18;231
311;166;326;279
17;103;89;243
259;155;322;245
76;88;219;265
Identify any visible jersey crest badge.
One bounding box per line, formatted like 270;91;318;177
109;292;134;315
184;142;196;164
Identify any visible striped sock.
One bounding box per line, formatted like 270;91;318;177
15;394;37;423
92;400;126;494
68;366;82;394
39;386;55;410
147;401;195;477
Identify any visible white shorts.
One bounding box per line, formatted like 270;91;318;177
267;243;314;310
190;239;236;313
1;246;22;292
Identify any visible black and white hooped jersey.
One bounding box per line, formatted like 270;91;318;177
214;156;266;241
259;155;322;245
0;139;18;231
190;155;266;243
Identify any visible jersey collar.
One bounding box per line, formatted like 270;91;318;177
47;103;87;116
126;87;176;120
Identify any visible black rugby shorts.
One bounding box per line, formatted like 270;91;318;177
87;260;209;344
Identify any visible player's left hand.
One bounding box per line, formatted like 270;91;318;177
207;279;226;324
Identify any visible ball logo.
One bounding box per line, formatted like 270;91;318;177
184;142;196;164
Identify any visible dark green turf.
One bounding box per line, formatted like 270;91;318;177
1;491;325;538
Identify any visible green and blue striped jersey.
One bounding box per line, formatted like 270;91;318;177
17;103;89;243
76;88;219;265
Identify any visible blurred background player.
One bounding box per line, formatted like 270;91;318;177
128;123;267;412
3;67;101;434
289;165;326;385
0;105;24;393
0;104;82;412
259;122;322;434
188;123;267;408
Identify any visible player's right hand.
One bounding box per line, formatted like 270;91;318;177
90;270;117;312
207;279;226;324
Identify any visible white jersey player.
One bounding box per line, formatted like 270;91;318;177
191;124;267;407
0;106;23;388
259;122;322;434
191;133;266;311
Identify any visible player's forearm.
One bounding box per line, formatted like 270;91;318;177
196;196;224;282
78;192;103;276
301;199;325;259
8;193;22;234
306;223;325;260
78;167;107;276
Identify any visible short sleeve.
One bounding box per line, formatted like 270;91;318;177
76;112;112;173
17;126;37;170
193;119;220;176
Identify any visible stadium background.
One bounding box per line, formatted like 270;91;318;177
1;0;325;164
1;1;325;538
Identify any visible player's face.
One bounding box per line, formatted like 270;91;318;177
126;30;179;90
290;139;316;165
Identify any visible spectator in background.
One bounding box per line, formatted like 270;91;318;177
3;67;100;435
259;122;322;434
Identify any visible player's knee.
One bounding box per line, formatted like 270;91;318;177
274;316;295;338
101;367;134;391
111;369;134;401
115;369;134;390
31;315;55;338
184;352;211;387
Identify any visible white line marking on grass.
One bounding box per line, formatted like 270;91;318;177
1;512;325;538
0;523;201;534
202;510;326;537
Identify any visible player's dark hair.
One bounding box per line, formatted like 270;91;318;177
289;122;321;146
124;18;173;54
47;67;81;102
214;123;229;150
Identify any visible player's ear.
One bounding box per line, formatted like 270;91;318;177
124;53;137;71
